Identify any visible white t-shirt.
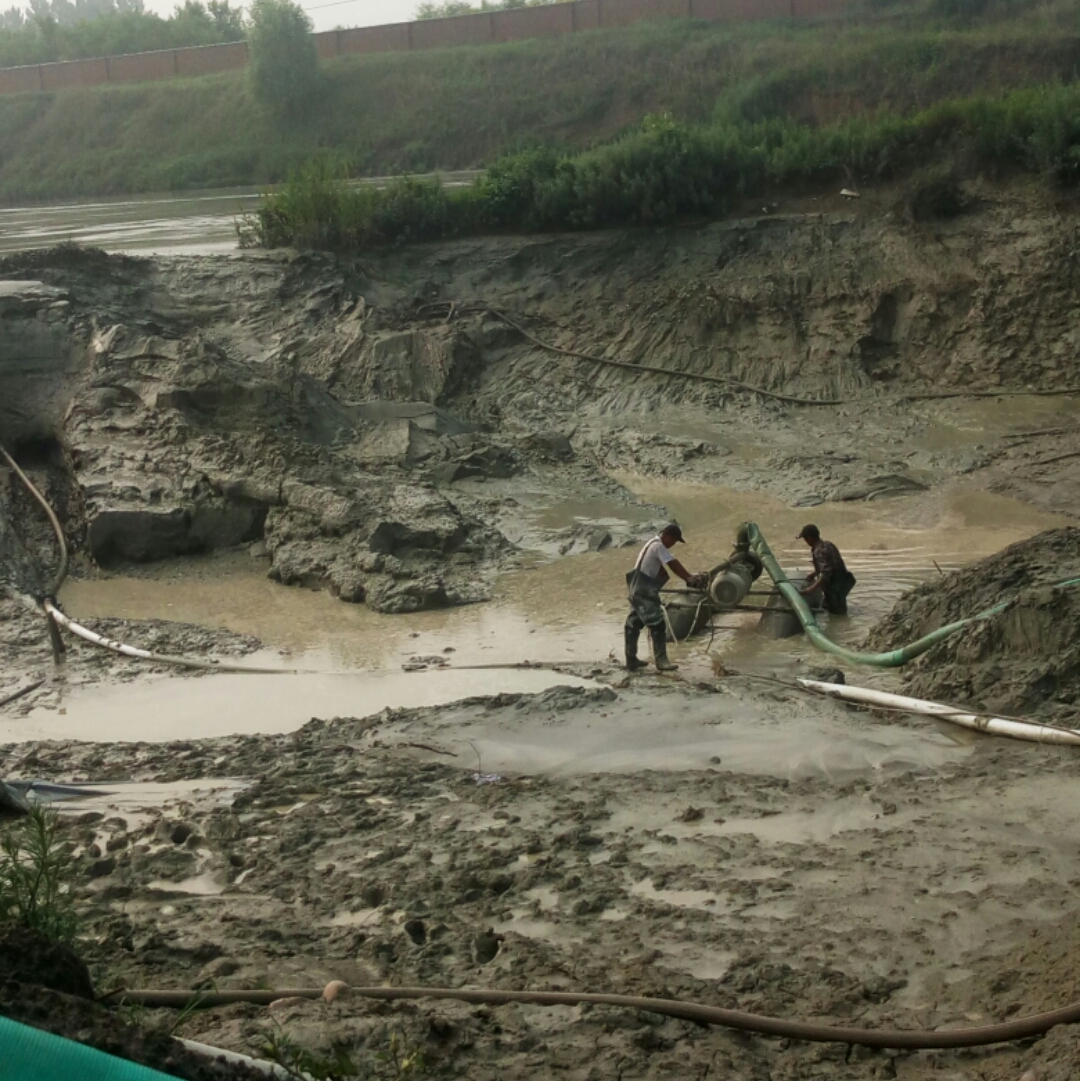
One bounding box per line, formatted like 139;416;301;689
634;536;675;579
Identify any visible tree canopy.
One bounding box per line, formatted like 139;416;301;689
0;0;245;67
248;0;318;123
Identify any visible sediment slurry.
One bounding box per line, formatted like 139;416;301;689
4;188;1080;1079
1;683;1077;1081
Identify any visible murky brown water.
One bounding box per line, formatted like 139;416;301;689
57;480;1035;677
0;188;260;257
16;475;1067;747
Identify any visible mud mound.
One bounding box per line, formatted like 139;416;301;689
0;924;93;998
0;982;266;1080
867;528;1080;716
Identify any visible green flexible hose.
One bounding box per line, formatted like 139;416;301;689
0;1015;180;1081
743;522;1080;668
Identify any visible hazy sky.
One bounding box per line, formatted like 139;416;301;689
291;0;423;33
13;0;427;34
254;0;423;33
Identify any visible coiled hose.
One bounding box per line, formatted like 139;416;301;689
744;522;1080;668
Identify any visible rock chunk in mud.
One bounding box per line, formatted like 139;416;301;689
365;576;450;614
868;528;1080;715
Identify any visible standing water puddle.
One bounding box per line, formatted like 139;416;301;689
7;477;1070;748
10;668;595;744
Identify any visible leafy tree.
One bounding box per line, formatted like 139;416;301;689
0;0;246;67
28;0;144;25
173;0;245;43
248;0;318;124
207;0;244;38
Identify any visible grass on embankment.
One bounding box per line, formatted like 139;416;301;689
248;81;1080;251
0;0;1079;201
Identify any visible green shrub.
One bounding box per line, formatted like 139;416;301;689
251;157;453;249
0;806;77;943
905;165;970;218
254;81;1080;252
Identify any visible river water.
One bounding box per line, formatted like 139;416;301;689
0;172;479;257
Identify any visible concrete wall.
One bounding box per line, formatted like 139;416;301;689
40;56;109;92
0;0;850;96
493;4;576;41
338;23;412;55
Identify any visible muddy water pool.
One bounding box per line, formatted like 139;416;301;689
12;476;1071;749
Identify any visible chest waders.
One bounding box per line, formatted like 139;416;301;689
625;566;677;672
822;569;857;615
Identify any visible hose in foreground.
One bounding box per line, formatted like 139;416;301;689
113;983;1080;1051
798;677;1080;746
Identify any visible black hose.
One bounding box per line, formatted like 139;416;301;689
419;301;1080;407
112;984;1080;1050
420;303;846;406
0;679;45;709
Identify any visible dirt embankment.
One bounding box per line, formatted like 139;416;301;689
0;923;264;1080
868;526;1080;717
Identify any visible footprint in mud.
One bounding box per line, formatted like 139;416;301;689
474;927;504;964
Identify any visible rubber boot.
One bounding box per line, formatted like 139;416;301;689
625;624;646;672
650;624;678;672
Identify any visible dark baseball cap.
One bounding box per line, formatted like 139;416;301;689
663;521;685;543
797;524;820;541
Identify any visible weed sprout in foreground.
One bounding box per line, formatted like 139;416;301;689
0;805;77;943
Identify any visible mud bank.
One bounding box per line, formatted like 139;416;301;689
3;185;1080;636
1;683;1077;1081
4;192;1080;1080
868;527;1080;718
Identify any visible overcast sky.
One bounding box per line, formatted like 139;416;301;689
11;0;428;34
259;0;424;33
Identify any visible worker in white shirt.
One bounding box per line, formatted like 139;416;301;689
625;522;704;672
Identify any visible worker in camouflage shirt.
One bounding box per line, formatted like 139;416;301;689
797;524;856;615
